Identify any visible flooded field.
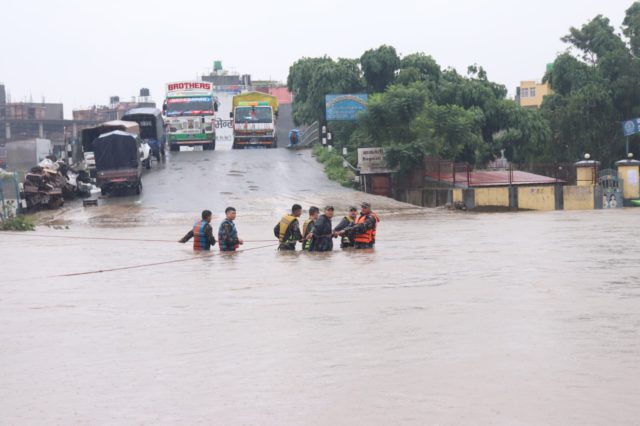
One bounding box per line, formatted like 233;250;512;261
1;149;639;425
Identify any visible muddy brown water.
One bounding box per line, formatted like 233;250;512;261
1;149;639;425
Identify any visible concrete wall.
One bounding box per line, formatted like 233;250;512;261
563;185;595;210
517;186;556;211
577;166;596;186
475;187;509;208
453;188;463;203
618;165;640;200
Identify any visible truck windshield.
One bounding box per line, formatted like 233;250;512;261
166;97;213;116
122;115;156;140
234;107;272;124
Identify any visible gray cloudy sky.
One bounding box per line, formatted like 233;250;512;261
0;0;632;118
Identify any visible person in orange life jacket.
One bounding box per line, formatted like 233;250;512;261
302;206;320;251
333;206;358;248
218;207;243;252
179;209;217;251
348;202;379;249
274;204;303;250
308;206;337;252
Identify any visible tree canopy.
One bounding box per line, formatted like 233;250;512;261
541;2;640;165
288;2;640;174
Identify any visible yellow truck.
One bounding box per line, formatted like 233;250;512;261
230;92;279;149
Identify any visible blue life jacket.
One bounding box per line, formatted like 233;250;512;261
218;219;239;251
193;220;209;251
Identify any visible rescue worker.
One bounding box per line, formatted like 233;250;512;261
179;209;217;251
274;204;303;250
350;202;380;249
218;207;243;252
333;206;358;248
309;206;336;252
302;206;320;251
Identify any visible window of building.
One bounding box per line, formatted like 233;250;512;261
521;88;529;98
530;87;537;97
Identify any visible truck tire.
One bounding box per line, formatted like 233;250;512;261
170;144;179;152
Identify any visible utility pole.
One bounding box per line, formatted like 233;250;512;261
63;126;70;165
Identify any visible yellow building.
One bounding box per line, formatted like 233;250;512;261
517;81;552;108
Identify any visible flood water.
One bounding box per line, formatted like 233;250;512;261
1;149;639;425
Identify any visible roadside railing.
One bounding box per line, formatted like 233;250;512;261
299;121;320;147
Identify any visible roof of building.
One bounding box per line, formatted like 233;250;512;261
268;87;293;105
425;169;563;187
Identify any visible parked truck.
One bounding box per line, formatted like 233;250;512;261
81;121;151;177
164;81;218;151
230;92;278;149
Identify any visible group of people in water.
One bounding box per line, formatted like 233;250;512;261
180;202;379;252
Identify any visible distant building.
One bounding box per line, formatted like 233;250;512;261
0;83;68;152
202;73;251;87
0;84;156;160
516;80;552;109
72;88;156;122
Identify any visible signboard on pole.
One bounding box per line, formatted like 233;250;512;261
622;118;640;136
325;94;368;121
358;147;394;174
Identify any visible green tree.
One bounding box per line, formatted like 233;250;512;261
287;57;364;125
623;2;640;57
561;15;626;64
360;45;400;93
541;6;640;165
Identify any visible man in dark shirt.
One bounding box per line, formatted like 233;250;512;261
179;210;217;251
309;206;336;252
218;207;244;252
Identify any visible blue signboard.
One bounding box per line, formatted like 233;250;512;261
325;94;368;121
622;118;640;136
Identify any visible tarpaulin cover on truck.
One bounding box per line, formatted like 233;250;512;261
92;131;140;171
232;92;278;115
82;121;140;153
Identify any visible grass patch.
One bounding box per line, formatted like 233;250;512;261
312;145;355;187
0;215;36;231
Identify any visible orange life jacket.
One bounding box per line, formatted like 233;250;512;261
192;220;208;251
354;213;378;244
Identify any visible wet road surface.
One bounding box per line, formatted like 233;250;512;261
1;148;640;425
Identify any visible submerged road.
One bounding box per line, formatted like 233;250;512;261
1;147;640;425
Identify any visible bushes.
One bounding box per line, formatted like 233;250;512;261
312;145;355;187
0;215;35;231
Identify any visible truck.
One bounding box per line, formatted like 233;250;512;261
94;131;143;196
230;92;278;149
81;121;151;176
164;81;218;151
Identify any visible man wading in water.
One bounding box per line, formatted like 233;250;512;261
179;210;217;251
274;204;303;250
308;206;337;252
218;207;244;252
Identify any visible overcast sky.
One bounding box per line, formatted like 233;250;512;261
0;0;633;118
